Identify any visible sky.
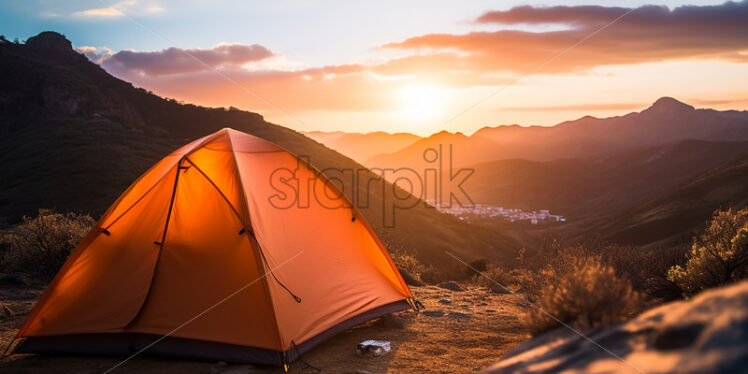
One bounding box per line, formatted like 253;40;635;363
2;0;748;136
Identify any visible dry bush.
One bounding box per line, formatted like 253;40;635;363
667;207;748;296
472;265;515;288
1;209;94;278
390;251;427;276
419;266;455;284
522;252;645;335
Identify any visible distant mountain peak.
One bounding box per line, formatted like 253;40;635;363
646;97;695;113
25;31;72;51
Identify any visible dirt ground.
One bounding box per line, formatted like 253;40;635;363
0;284;528;373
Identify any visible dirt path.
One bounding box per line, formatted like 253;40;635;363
0;284;527;373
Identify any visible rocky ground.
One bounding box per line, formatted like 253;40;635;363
0;278;528;373
482;280;748;374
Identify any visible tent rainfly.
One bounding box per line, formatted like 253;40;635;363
14;128;414;367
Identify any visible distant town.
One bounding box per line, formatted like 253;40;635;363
425;200;566;224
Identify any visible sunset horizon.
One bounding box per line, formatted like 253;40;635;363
3;0;747;136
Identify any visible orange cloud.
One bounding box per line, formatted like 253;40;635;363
384;2;748;73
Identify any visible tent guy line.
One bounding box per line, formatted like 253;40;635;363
445;250;648;374
103;250;305;374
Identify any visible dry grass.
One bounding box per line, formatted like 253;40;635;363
1;209;93;278
522;254;645;335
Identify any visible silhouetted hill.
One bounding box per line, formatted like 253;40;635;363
463;140;748;219
584;152;748;246
366;97;748;170
459;140;748;247
0;32;519;273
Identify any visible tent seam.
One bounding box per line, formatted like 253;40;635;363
226;129;287;351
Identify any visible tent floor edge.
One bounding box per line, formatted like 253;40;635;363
12;299;411;366
284;299;410;362
14;333;284;366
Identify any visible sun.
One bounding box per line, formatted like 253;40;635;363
397;83;448;124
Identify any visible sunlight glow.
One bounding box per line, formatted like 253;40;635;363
397;83;448;124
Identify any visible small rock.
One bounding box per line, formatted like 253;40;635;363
447;312;471;319
437;281;463;292
478;302;488;306
398;269;425;287
490;285;511;294
0;272;31;287
356;370;374;374
422;310;445;317
438;299;452;305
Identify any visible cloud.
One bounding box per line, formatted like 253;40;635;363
70;1;163;18
101;44;276;76
77;46;114;64
384;1;748;73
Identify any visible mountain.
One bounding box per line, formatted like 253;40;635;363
304;130;421;164
0;32;519;274
462;140;748;219
584;151;748;246
366;97;748;171
456;139;748;248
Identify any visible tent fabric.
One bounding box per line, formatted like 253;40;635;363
15;128;413;364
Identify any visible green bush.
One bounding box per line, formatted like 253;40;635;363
667;207;748;296
1;209;94;278
522;252;644;335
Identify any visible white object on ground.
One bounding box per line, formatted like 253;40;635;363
356;340;391;357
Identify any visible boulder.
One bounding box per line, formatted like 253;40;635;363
437;281;463;292
481;280;748;374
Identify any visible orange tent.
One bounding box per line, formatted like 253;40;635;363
15;128;413;366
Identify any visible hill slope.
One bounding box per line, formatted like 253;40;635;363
0;32;519;273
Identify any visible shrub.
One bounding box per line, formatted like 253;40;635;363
390;251;427;276
667;207;748;296
419;266;454;284
522;253;644;335
472;265;515;288
1;209;94;278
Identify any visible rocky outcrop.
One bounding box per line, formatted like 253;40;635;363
482;281;748;374
25;31;72;51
